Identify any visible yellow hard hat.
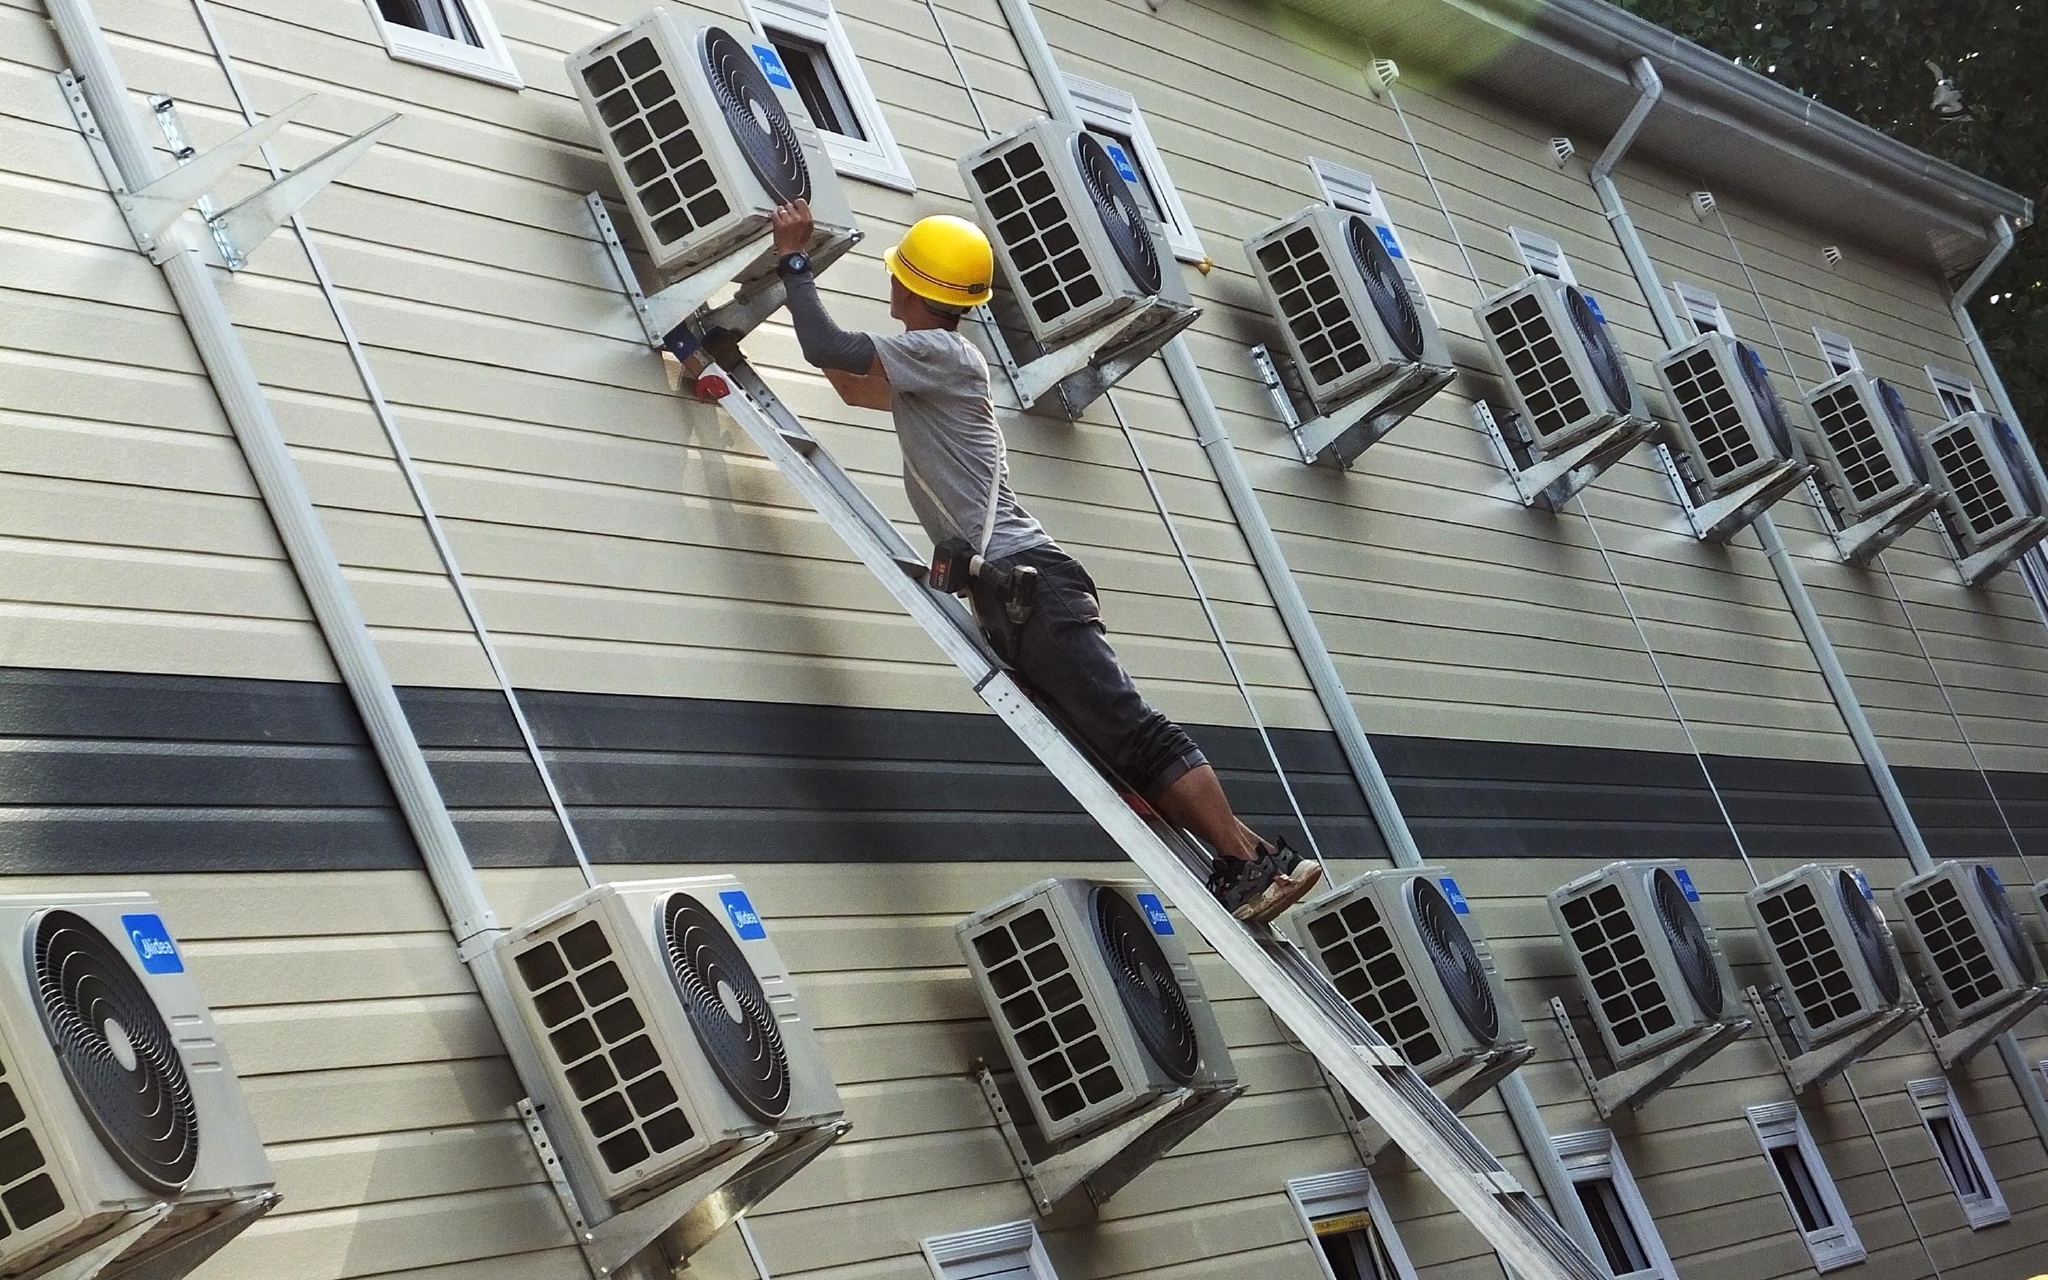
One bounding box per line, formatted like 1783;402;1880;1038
886;215;995;308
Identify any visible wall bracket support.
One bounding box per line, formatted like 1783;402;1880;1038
1652;443;1812;542
1325;1042;1537;1166
1953;518;2048;587
1550;996;1749;1119
1744;984;1921;1094
1475;401;1654;510
1915;989;2048;1070
1808;478;1946;566
1250;343;1452;468
984;296;1198;418
971;1058;1242;1216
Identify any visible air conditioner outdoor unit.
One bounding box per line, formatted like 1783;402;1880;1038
960;117;1192;352
959;878;1233;1151
1895;861;2041;1030
1550;862;1737;1069
570;9;856;279
1921;412;2048;558
1801;373;1936;522
0;894;274;1280
1746;865;1908;1049
1244;204;1453;460
1475;275;1651;455
496;876;843;1211
1655;331;1806;497
1287;868;1524;1084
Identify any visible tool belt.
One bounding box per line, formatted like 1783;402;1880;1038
929;537;1038;626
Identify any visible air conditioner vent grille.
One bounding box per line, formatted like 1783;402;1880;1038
1411;878;1499;1044
1839;871;1901;1005
1304;896;1443;1067
1902;875;2007;1013
1255;226;1374;391
515;921;696;1174
1931;428;2016;537
972;908;1123;1124
1756;881;1863;1029
1559;885;1676;1050
1811;382;1901;509
1652;870;1724;1018
662;892;791;1122
1975;865;2037;983
1075;133;1160;295
1346;216;1425;361
971;144;1102;327
1484;292;1592;442
1092;889;1199;1083
701;26;809;206
1663;346;1761;481
1567;286;1629;409
581;37;731;250
0;1062;60;1239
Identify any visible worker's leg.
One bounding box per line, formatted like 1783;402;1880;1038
1150;765;1261;862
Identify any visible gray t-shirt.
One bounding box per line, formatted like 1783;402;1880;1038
872;329;1053;562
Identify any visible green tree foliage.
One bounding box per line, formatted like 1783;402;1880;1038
1615;0;2045;434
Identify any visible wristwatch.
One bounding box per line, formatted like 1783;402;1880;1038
776;251;811;278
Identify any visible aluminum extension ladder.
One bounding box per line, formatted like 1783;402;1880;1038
677;357;1604;1280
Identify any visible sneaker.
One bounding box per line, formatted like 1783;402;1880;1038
1207;854;1281;922
1247;837;1321;922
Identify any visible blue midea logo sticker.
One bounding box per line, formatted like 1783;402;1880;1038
1375;223;1405;259
122;914;184;974
1672;867;1701;903
1136;893;1174;935
751;44;795;90
1583;294;1608;324
1853;870;1876;901
1103;141;1141;186
720;891;769;940
1438;877;1470;914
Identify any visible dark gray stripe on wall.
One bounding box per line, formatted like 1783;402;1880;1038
1895;765;2048;863
0;666;1994;876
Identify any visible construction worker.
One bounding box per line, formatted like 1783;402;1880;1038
769;200;1321;923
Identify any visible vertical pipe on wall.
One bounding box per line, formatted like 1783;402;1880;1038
985;0;1599;1254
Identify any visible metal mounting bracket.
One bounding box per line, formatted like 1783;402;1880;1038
982;296;1199;419
1653;443;1812;542
99;1191;279;1280
1550;996;1749;1119
1475;401;1655;510
1806;477;1945;566
1915;987;2048;1069
520;1097;848;1278
38;1204;171;1280
1744;984;1920;1094
1322;1041;1537;1165
1251;343;1453;468
972;1058;1241;1215
1954;517;2048;587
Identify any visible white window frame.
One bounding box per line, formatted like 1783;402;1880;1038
362;0;523;89
921;1221;1059;1279
1507;227;1576;285
1672;282;1734;339
1908;1078;2009;1229
1814;329;1862;377
1286;1170;1423;1280
1746;1102;1866;1270
1064;75;1205;263
1553;1130;1678;1280
740;0;915;192
1925;366;1984;421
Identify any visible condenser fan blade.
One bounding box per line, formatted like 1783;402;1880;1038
1973;865;2038;983
1650;870;1724;1018
662;892;793;1122
1568;286;1632;411
1092;887;1200;1083
1345;215;1426;362
1835;870;1900;1006
1738;343;1797;460
1075;132;1162;296
701;26;810;207
1409;877;1500;1044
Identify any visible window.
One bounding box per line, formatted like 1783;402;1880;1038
922;1221;1059;1279
1909;1078;2008;1228
743;0;914;191
1747;1102;1866;1270
1672;282;1733;338
1553;1131;1677;1280
1814;329;1862;377
1287;1171;1422;1280
1926;367;1984;421
1064;75;1204;262
364;0;522;88
1508;227;1577;285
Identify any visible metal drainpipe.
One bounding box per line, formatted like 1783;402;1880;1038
39;0;606;1234
987;0;1598;1253
1590;62;2048;1150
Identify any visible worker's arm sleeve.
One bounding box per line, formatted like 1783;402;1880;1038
784;270;878;374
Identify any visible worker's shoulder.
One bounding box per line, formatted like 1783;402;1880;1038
879;326;986;371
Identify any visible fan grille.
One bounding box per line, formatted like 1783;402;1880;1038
701;26;810;207
662;893;791;1123
1738;343;1797;460
972;908;1124;1125
1877;381;1931;485
1929;423;2021;547
1305;894;1445;1070
1992;417;2044;516
514;920;696;1175
1346;217;1426;362
1810;380;1910;513
1566;286;1631;412
1482;289;1596;449
1838;871;1901;1006
33;910;198;1193
1662;345;1764;483
1902;873;2009;1017
0;1053;63;1238
1756;881;1865;1033
580;35;732;251
1559;883;1677;1051
1075;132;1161;296
971;141;1105;331
1651;869;1723;1018
1092;889;1199;1083
1409;878;1500;1045
1974;865;2038;984
1255;223;1379;397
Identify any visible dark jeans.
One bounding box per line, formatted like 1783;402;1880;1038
970;545;1206;803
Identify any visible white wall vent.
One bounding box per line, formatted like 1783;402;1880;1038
569;9;857;278
0;894;274;1277
961;116;1191;351
1895;862;2040;1031
1655;331;1804;496
958;878;1234;1150
1476;275;1649;454
1550;862;1737;1069
1922;411;2048;555
1802;372;1934;521
1288;868;1524;1084
495;876;843;1211
1746;865;1907;1049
